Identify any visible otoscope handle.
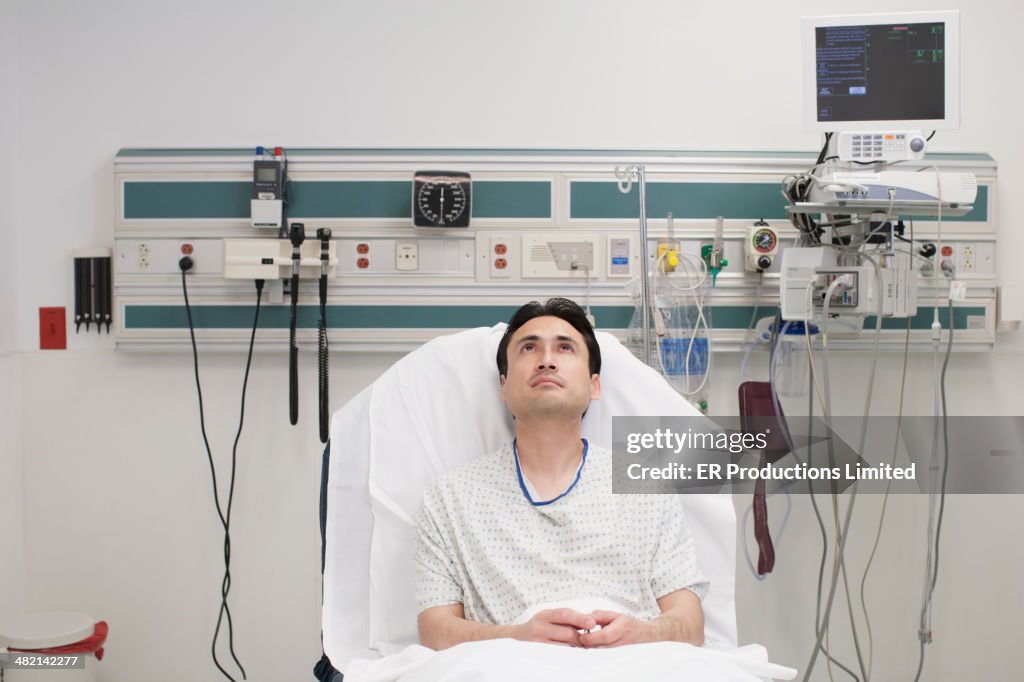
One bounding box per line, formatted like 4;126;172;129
289;269;300;426
290;343;299;425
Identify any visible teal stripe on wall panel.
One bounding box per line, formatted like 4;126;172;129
570;182;789;220
289;181;409;218
864;306;984;331
126;305;635;330
570;182;990;223
473;181;551;218
124;304;984;331
121;178;991;222
124;180;552;220
124;181;251;219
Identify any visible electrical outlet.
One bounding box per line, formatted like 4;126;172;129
490;236;512;278
137;242;150;270
959;243;976;273
179;241;195;270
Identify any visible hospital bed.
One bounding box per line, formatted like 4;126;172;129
318;324;790;681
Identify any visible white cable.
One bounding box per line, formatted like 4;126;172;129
739;326;765;381
583;265;593;321
673;254;711;397
740;274;765;381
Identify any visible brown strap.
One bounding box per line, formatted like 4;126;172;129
738;381;781;575
754;450;775;574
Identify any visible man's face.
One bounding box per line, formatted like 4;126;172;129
500;315;600;422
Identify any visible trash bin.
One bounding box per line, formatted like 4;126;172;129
0;612;107;682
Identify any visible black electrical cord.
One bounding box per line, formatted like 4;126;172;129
913;300;954;682
317;228;332;444
278;149;291;240
289;224;305;426
783;133;833;244
181;258;263;682
816;132;833;166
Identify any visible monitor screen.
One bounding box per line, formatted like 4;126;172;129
802;11;960;132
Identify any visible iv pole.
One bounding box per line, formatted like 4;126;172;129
617;165;652;365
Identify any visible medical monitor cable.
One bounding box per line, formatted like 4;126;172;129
859;216;916;678
820;281;870;682
913;299;953;682
181;257;263;682
857;314;912;678
811;258;885;682
765;319;858;681
802;275;884;682
803;310;862;682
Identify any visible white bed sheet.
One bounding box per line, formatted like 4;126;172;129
345;640;797;682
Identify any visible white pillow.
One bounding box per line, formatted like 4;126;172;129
323;325;737;671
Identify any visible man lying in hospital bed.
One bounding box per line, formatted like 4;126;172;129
325;299;796;681
414;298;706;649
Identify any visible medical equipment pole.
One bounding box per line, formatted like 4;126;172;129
637;165;652;365
289;223;305;426
317;228;332;444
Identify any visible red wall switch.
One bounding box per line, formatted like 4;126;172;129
40;307;67;350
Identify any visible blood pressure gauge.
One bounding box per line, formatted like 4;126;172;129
413;171;472;228
745;221;778;272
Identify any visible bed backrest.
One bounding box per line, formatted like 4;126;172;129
323;325;737;671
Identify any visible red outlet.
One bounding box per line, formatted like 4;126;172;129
40;307;67;350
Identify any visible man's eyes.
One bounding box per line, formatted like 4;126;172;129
520;342;574;352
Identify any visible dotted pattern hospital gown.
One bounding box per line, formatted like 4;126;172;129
414;440;709;626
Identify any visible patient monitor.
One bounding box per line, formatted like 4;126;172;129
322;324;738;672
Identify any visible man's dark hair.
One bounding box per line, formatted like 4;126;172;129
496;298;601;378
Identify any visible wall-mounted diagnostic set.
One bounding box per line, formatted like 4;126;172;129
251;146;287;233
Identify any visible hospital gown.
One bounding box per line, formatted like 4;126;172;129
414;440;709;626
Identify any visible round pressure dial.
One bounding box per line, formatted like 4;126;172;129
413;171;472;228
752;228;777;253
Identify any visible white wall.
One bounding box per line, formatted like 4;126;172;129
10;1;1024;680
0;0;25;625
0;352;25;623
0;0;17;354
